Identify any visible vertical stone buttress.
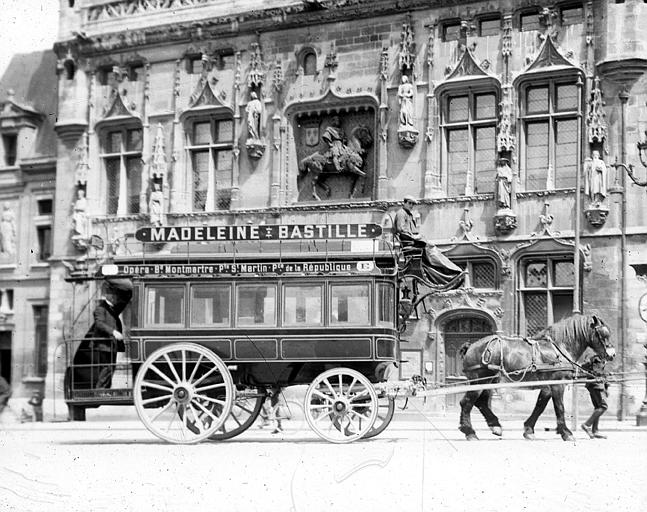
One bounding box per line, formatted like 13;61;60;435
140;62;152;214
424;20;441;198
230;51;242;209
170;59;182;212
377;48;389;198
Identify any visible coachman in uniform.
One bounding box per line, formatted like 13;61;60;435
393;195;465;289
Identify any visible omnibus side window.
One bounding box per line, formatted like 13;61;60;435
146;285;185;326
330;283;370;326
191;284;231;327
376;282;395;327
236;284;277;326
283;284;323;326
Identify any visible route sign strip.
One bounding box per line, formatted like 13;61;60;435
134;223;382;243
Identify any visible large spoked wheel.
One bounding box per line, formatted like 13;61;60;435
305;368;378;444
362;395;395;439
209;388;265;441
133;343;234;444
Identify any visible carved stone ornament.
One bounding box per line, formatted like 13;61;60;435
397;128;419;148
272;58;283;93
494;210;518;234
247;42;265;89
75;132;90;186
587;77;607;144
245;91;265;159
501;15;512;59
497;86;515;152
397;75;418;148
399;18;415;73
150;123;167;180
380;48;389;81
584;205;609;228
245;140;266;159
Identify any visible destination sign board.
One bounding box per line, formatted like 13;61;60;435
102;261;379;277
134;223;382;243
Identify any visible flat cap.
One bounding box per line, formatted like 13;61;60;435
403;194;418;204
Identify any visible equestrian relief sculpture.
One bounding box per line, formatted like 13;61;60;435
299;116;373;201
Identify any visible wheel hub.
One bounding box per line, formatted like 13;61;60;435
332;399;348;415
173;386;192;404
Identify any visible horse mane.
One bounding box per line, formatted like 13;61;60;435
534;314;592;357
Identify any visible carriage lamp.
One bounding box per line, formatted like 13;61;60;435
611;129;647;191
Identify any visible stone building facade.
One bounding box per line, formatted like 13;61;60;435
0;51;57;400
42;0;647;416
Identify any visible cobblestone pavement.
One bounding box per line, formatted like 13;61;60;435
1;410;645;512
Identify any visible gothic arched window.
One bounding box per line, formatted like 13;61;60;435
100;125;143;215
440;88;499;196
301;50;317;76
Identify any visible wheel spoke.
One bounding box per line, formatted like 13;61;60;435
192;366;219;387
141;380;174;393
315;410;333;423
181;350;187;382
192;398;219;423
309;404;332;410
163;354;182;383
312;389;334;403
338;374;343;395
148;364;177;388
237;404;254;415
231;414;243;427
187;354;204;383
197;395;227;406
195;382;226;393
349;388;370;402
149;399;175;423
187;403;203;434
323;378;337;399
346;377;357;396
164;403;179;432
141;394;173;406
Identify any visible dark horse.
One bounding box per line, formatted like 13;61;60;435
458;314;615;441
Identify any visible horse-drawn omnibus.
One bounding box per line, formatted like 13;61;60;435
63;223;402;444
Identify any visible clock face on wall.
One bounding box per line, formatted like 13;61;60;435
640;293;647;323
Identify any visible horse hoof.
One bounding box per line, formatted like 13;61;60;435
562;434;575;442
490;426;503;437
523;428;535;441
466;434;479;441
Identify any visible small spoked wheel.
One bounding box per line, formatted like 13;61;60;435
133;343;234;444
362;395;395;439
305;368;378;444
209;388;265;441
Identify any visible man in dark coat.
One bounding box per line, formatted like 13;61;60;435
0;375;11;415
393;195;465;289
581;354;609;439
71;279;132;389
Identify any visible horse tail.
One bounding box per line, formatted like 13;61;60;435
458;342;471;358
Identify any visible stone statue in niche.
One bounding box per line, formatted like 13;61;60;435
299;116;373;201
584;150;609;227
495;158;513;209
245;91;266;159
72;188;90;239
0;205;16;256
397;75;419;148
494;158;517;234
584;150;608;206
148;183;164;227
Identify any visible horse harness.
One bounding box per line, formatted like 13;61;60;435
466;335;586;382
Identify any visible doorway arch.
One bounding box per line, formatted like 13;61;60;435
438;311;495;406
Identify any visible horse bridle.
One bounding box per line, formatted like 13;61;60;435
591;323;614;360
